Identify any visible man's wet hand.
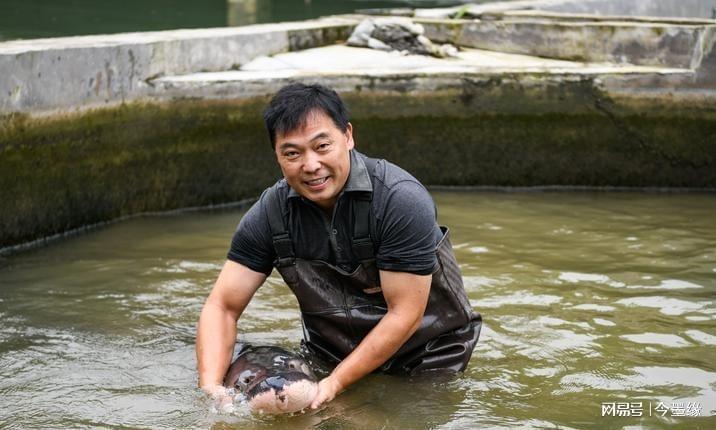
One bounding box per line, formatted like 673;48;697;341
201;384;234;411
310;375;343;409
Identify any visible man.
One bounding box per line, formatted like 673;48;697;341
196;83;481;409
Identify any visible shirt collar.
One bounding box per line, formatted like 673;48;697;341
287;149;372;199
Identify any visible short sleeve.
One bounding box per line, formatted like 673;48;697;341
375;180;439;275
227;193;276;275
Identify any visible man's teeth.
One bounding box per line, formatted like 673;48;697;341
307;177;327;185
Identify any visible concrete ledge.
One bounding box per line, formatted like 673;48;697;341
411;0;716;69
3;12;714;115
152;68;698;115
414;0;716;20
148;44;703;113
0;18;356;115
533;0;716;19
420;18;714;68
493;10;716;25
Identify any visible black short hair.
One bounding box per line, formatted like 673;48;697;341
263;83;350;148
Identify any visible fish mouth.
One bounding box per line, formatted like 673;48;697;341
246;372;319;414
245;371;315;400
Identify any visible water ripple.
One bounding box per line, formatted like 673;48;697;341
620;333;694;348
616;296;711;316
592;318;616;327
684;330;716;346
2;191;715;428
478;292;562;309
559;367;716;414
557;272;625;288
570;304;616;312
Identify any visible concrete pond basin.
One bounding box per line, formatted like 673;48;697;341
1;0;715;251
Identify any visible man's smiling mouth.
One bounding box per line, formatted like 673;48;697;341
305;177;329;186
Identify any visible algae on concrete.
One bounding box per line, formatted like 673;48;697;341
344;90;716;188
0;100;280;250
3;84;714;251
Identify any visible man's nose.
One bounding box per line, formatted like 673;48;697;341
302;152;321;172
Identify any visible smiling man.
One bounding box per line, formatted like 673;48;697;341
196;83;482;409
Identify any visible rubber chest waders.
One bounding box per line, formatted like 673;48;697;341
267;157;482;374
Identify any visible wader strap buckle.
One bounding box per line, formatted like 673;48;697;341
276;256;296;267
272;232;294;260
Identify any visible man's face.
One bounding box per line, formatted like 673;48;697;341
274;110;354;211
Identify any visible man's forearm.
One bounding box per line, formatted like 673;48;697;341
196;300;239;390
326;271;431;391
195;261;265;392
330;307;423;390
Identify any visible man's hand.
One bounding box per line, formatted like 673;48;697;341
201;383;229;398
310;375;344;409
201;384;235;411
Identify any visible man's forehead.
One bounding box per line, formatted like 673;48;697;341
276;110;339;142
303;109;330;125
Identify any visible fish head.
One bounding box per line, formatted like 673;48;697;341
223;345;319;414
224;359;269;393
245;371;319;414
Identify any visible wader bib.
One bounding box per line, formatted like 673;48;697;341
267;158;482;374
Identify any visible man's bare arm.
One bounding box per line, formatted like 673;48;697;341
310;270;431;408
196;260;267;393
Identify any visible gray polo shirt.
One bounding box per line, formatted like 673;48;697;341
228;150;442;276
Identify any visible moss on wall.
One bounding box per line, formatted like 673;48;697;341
0;99;280;249
354;112;715;187
345;85;715;189
1;88;714;250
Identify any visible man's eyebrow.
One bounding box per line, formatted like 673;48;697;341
278;132;331;150
278;142;300;150
308;132;330;143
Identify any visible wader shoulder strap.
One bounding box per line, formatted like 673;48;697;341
265;182;295;263
352;157;379;263
267;156;380;265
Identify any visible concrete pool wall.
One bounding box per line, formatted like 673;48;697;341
0;18;354;115
1;2;715;252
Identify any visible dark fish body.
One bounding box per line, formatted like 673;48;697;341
223;344;318;414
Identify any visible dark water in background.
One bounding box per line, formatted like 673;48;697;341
0;190;714;428
0;0;465;41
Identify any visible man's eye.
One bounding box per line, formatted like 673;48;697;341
284;151;299;159
317;142;331;150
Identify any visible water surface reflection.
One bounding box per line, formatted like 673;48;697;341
0;191;714;428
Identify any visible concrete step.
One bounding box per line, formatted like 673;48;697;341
152;44;693;102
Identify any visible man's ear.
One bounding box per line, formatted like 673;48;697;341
345;122;355;150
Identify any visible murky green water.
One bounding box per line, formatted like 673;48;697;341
0;0;464;41
1;191;714;429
